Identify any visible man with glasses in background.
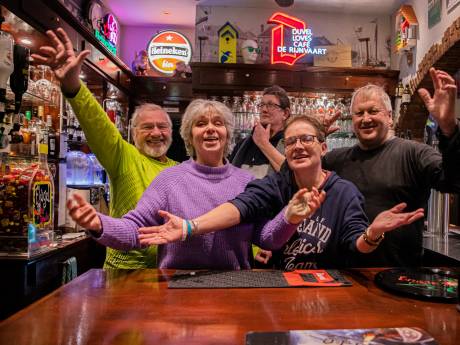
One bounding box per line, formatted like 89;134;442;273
230;85;290;179
229;85;290;265
32;28;176;269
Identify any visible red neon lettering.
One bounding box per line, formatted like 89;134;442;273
268;12;306;65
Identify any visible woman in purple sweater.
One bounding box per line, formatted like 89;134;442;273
68;99;323;269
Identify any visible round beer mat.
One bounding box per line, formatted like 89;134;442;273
375;268;458;303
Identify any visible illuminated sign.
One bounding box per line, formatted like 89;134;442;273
268;12;327;65
147;31;192;75
93;13;118;55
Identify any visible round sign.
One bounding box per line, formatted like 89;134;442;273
375;267;458;303
147;31;192;75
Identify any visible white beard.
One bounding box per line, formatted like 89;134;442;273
137;140;171;159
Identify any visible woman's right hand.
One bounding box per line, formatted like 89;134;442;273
67;193;102;232
285;187;326;225
138;210;184;245
31;28;90;95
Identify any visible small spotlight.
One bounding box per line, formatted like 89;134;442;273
162;11;171;15
20;38;33;45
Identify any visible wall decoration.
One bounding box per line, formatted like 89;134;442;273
147;31;192;75
194;5;391;67
268;12;326;65
428;0;442;28
241;39;260;64
446;0;460;12
218;22;238;63
394;5;418;54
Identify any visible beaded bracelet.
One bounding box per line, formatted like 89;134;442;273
362;227;384;246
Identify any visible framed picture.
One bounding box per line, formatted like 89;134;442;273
428;0;442;28
446;0;460;12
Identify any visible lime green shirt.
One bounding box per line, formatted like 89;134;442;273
68;83;176;268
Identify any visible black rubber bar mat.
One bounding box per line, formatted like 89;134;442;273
168;269;352;289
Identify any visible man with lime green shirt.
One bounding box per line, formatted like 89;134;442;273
32;28;176;268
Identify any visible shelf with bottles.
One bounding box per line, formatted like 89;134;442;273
207;91;355;149
0;149;55;257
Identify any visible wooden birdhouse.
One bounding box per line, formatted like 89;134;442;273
218;22;239;63
395;5;418;53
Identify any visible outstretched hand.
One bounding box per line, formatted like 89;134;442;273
285;187;326;225
31;28;90;95
418;68;457;137
369;203;424;237
138;210;184;246
66;193;102;231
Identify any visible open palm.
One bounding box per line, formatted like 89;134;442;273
31;28;89;94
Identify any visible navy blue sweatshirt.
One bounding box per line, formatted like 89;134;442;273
230;166;369;268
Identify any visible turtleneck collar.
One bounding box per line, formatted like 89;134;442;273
185;158;233;180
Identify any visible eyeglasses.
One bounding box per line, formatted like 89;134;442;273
135;123;170;133
256;102;283;111
243;46;261;53
284;134;320;148
352;108;385;117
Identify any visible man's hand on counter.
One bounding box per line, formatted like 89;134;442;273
67;194;102;233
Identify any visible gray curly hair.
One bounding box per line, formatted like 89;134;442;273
180;99;234;158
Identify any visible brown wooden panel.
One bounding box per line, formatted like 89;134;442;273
0;269;458;345
301;74;397;94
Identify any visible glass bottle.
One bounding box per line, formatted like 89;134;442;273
46;115;57;159
0;26;14;127
9;44;29;113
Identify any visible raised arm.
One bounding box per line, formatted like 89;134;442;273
32;28;127;175
252;122;285;172
418;68;457;137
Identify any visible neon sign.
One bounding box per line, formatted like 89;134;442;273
147;31;192;75
268;12;327;65
94;13;118;55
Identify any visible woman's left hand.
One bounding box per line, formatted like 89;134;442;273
285;187;326;225
138;210;184;245
369;203;425;238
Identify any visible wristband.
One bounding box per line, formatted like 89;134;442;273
186;220;193;238
181;220;187;241
362;227;384;246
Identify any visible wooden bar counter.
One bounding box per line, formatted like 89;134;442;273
0;269;458;345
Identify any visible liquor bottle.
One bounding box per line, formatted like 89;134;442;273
46;115;57;159
9;44;30;113
0;18;14;133
401;85;411;104
395;80;404;98
29;118;38;156
67;117;75;141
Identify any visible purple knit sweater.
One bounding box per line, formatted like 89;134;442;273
96;159;295;270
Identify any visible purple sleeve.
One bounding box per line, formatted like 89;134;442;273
93;178;168;250
254;206;298;250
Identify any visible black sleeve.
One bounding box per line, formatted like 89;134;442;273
228;138;243;162
425;122;460;193
229;172;288;222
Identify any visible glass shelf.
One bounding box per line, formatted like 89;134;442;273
5;81;60;108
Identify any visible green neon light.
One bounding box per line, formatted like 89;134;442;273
94;30;117;55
